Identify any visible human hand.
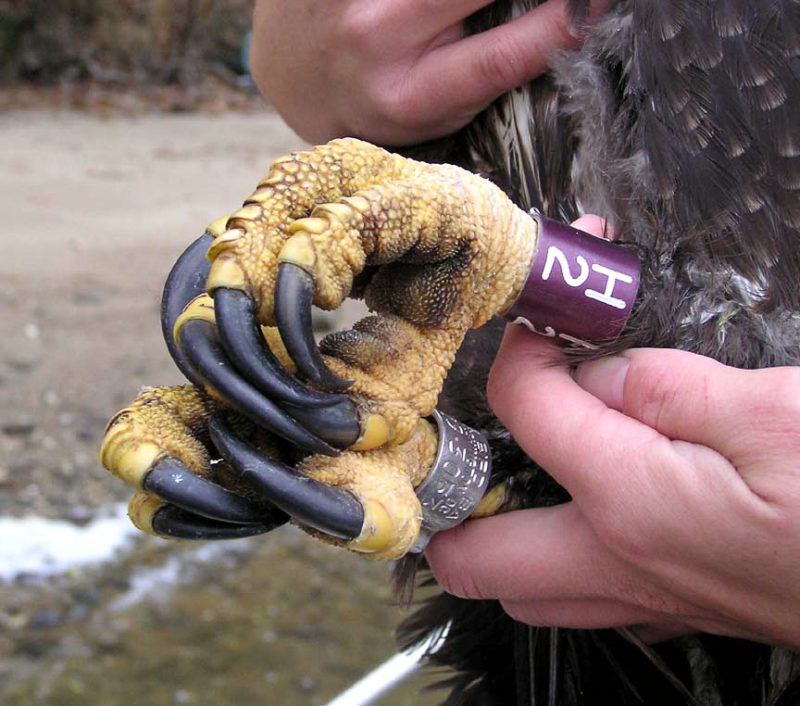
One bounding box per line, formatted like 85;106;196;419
250;0;610;145
427;215;800;649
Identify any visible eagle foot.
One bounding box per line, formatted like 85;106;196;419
101;138;536;558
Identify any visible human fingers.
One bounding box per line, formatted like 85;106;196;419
372;0;493;41
492;315;776;575
425;504;768;639
499;598;670;630
428;504;666;606
570;213;612;239
502;600;774;645
554;212;785;470
487;326;671;506
404;0;581;132
628;622;694;645
576;355;800;487
426;503;691;622
573;350;767;461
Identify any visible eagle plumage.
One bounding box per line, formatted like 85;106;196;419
395;2;800;704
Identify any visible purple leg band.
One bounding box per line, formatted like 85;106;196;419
503;211;641;347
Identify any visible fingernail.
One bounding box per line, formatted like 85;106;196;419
574;355;629;411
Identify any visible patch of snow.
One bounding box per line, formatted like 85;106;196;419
0;504;136;582
110;536;259;611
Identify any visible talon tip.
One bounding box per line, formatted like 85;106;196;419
275;262;352;392
213;287;347;409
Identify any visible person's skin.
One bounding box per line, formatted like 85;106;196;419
250;0;609;145
427;216;800;649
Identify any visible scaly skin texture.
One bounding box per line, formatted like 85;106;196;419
301;419;438;560
101;385;435;557
101;138;539;557
208;138;538;445
101;385;213;487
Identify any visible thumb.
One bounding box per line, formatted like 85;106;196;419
409;0;580;131
574;348;762;461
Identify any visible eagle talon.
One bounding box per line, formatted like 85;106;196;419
213;286;349;408
160;233;213;389
274;262;354;391
163;238;361;452
176;315;338;456
101;384;291;541
208;415;365;541
141;456;269;525
129;492;288;541
103;137;543;557
164;235;350;409
151;506;287;541
166;139;537;460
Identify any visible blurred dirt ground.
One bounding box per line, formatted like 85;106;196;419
0;107;300;520
0;106;441;705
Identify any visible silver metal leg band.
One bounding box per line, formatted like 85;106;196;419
409;410;492;554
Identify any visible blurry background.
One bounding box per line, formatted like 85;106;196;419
0;2;439;704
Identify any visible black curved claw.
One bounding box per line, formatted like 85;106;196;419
280;401;360;450
151;504;287;540
209;415;364;542
275;263;353;391
213;287;348;408
213;287;360;446
143;457;269;525
178;319;338;456
161;233;214;388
